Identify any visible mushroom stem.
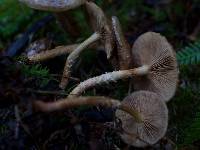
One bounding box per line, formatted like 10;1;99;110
33;96;143;122
28;44;78;62
69;65;150;97
59;32;101;89
119;104;143;123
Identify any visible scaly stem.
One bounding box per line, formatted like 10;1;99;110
33;96;143;123
59;32;101;89
33;96;120;112
69;65;150;97
28;44;78;62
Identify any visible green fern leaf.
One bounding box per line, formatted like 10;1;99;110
21;64;53;87
177;41;200;65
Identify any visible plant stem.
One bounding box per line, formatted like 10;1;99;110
69;65;150;97
59;32;101;89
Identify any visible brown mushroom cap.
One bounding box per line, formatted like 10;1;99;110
19;0;86;12
85;1;114;58
132;32;178;102
116;91;168;147
112;16;132;70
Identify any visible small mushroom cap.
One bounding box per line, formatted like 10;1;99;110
19;0;86;12
112;16;132;70
132;32;178;102
85;1;114;58
116;91;168;147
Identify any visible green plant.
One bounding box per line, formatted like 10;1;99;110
0;0;33;39
177;41;200;65
21;64;54;87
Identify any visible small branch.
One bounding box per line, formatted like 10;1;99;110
33;96;143;122
28;44;78;62
59;32;101;89
69;65;149;97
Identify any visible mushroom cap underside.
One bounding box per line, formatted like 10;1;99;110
132;32;178;102
116;91;168;147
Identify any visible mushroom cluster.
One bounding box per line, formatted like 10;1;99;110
19;0;179;148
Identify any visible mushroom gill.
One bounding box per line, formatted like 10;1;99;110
116;91;168;147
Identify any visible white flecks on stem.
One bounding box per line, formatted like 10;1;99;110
69;65;150;97
59;32;101;89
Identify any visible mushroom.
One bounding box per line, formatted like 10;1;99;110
33;91;168;147
69;32;178;102
131;32;178;102
116;91;168;147
112;16;132;70
59;1;114;89
19;0;86;12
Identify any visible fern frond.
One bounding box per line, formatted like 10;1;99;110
177;41;200;65
21;64;54;87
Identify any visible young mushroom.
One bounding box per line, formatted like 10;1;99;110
112;16;132;70
68;32;178;102
19;0;86;12
116;91;168;147
59;1;114;89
